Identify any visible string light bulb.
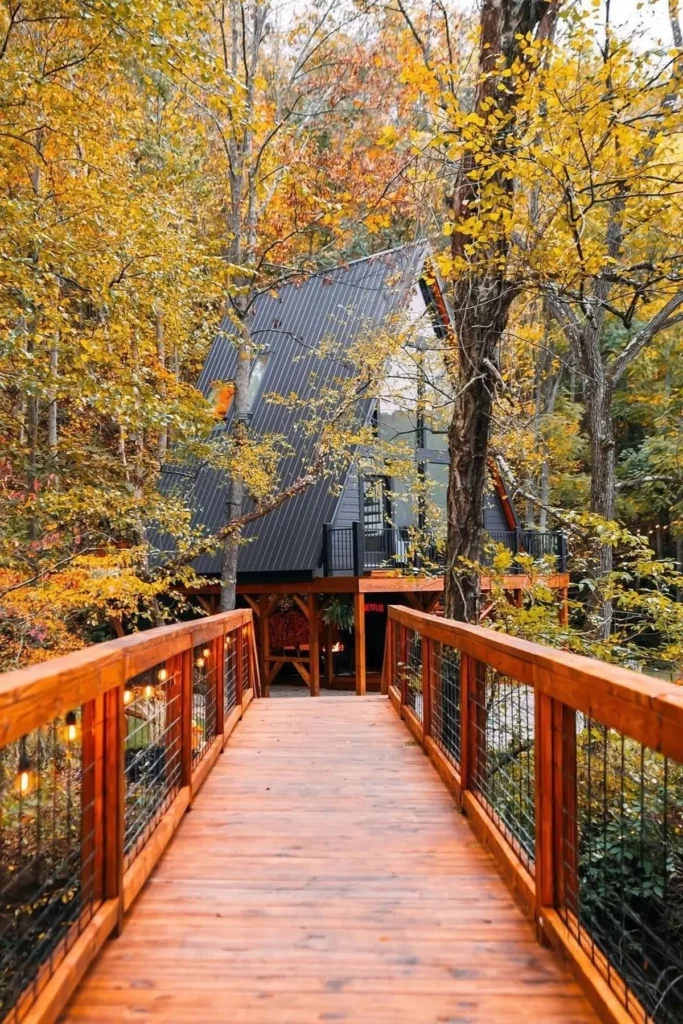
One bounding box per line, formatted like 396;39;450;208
195;656;205;669
64;710;78;744
158;667;168;682
123;688;133;706
202;647;210;658
144;684;154;699
15;739;34;796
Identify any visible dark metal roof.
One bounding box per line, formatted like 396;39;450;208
157;242;429;576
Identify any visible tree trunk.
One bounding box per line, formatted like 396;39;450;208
538;459;549;530
443;0;551;622
444;281;515;622
156;315;168;463
48;338;58;454
585;378;616;638
219;340;251;611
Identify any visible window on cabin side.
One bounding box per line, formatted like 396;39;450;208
209;381;235;419
247;353;269;413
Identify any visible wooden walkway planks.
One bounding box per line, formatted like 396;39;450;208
61;696;597;1023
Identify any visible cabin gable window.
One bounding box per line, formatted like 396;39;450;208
209;381;235;420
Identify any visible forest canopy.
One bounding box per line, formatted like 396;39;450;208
2;0;683;673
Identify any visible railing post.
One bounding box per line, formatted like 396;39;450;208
462;656;487;797
216;633;225;744
236;625;244;706
534;680;555;945
247;617;261;696
381;616;392;695
103;684;125;934
553;702;578;916
81;696;103;910
513;527;522;561
352;521;365;576
399;624;408;708
181;646;193;791
558;532;568;573
421;635;431;737
322;523;331;576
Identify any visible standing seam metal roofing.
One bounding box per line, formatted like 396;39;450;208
157;242;429;576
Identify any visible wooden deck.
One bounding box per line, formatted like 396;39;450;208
62;696;597;1023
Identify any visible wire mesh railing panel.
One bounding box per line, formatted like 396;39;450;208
469;663;536;873
558;716;683;1023
192;643;218;766
430;642;461;768
404;628;423;721
241;628;251;693
224;632;238;715
0;704;102;1022
124;660;182;866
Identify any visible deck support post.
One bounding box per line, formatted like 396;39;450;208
308;593;320;696
258;596;269;697
324;619;334;686
559;586;569;626
354;593;366;695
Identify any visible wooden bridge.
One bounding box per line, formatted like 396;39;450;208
1;608;682;1023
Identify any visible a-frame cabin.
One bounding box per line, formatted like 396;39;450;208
159;244;567;695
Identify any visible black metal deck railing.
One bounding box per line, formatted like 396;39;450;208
322;524;567;576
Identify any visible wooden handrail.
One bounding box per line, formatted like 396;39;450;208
0;609;258;1024
0;609;253;747
388;605;683;762
385;605;683;1024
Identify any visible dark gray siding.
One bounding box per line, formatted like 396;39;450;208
156;243;428;576
332;466;361;529
483;489;510;533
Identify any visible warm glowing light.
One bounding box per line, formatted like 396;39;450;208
202;647;210;659
195;656;205;668
144;684;154;699
16;741;33;796
158;667;168;682
65;710;78;744
123;688;133;706
331;642;344;653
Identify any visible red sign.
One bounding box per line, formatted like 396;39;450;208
364;603;386;613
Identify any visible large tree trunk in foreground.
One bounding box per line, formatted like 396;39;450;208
445;281;516;622
444;0;552;622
